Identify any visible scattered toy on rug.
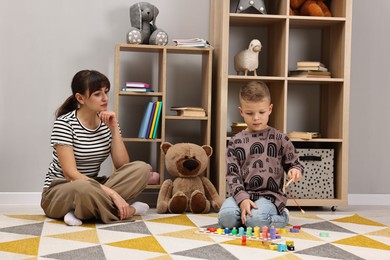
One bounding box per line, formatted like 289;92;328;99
197;225;297;251
156;142;223;214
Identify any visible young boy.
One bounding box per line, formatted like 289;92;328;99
218;81;304;229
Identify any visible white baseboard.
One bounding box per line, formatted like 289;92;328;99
0;193;389;206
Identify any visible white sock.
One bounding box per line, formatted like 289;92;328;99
131;202;149;215
64;211;82;226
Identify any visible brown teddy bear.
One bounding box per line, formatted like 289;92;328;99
290;0;332;17
156;142;223;214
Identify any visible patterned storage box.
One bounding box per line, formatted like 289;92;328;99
287;149;334;199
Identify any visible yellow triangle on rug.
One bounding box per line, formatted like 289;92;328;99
6;214;47;222
160;227;215;242
333;234;390;250
107;235;167;253
48;229;100;244
148;214;196;227
0;237;40;256
332;214;386;227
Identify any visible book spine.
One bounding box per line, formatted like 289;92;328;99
152;101;163;138
138;102;154;138
148;101;160;138
121;87;153;92
125;82;150;88
145;102;157;138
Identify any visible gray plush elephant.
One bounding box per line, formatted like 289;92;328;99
127;2;168;45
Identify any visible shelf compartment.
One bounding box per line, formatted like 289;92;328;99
292;141;347;204
117;96;161;139
287;82;344;139
124;141;162;175
165;120;210;147
289;16;346;28
229;20;287;77
288;21;346;79
225;80;286;133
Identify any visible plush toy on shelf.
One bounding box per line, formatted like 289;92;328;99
127;2;168;45
156;142;222;214
234;39;262;76
236;0;267;14
290;0;332;17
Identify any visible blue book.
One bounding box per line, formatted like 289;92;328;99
145;102;157;138
138;102;154;138
152;101;163;138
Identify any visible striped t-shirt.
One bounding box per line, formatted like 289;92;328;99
44;110;112;188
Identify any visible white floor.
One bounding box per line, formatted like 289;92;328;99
1;204;390;226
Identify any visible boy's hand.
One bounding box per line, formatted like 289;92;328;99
239;199;257;224
288;168;302;182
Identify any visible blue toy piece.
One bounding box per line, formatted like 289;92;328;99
278;244;288;252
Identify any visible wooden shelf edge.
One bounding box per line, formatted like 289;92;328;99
228;75;285;82
119;91;163;96
165;115;208;120
291;138;343;143
145;185;161;189
287;198;348;207
123;138;162;142
227;135;343;143
116;43;213;54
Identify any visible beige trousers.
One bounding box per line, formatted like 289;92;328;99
41;161;149;223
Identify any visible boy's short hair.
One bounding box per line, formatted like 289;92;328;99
239;81;271;103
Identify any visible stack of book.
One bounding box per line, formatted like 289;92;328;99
287;131;320;140
231;122;247;134
170;106;206;117
172;38;211;48
122;82;154;92
138;101;163;139
289;61;331;78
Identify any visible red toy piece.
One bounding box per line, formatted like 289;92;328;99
242;235;247;246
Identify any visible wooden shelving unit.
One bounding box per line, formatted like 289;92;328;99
209;0;352;208
114;44;213;189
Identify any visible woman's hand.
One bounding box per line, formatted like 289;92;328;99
100;185;134;220
110;191;135;220
98;111;118;130
239;199;257;224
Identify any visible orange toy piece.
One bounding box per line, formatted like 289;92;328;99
290;0;332;17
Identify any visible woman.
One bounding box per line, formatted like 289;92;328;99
41;70;150;225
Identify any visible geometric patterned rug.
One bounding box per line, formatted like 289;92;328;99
0;212;389;259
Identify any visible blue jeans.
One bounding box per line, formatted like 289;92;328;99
217;197;289;229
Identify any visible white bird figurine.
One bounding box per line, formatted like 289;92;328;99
234;39;262;76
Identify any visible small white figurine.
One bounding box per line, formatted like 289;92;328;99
234;39;262;76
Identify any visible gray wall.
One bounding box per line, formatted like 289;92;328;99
0;1;388;195
349;1;390;194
